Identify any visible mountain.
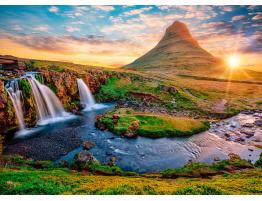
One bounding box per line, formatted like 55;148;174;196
124;21;222;75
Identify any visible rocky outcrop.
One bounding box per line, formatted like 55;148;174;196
0;68;114;137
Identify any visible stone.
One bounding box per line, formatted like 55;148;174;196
82;141;96;150
213;156;221;161
74;150;95;163
108;156;117;166
124;120;140;138
113;114;120;119
242;123;253;128
235;137;245;142
224;133;231;138
254;120;262;127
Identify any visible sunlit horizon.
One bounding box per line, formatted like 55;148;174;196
0;5;261;71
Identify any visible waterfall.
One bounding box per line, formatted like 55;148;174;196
27;74;68;125
77;78;96;110
5;80;25;130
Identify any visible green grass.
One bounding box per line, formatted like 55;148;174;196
161;154;253;178
0;155;261;195
97;108;210;138
95;76;174;109
173;184;226;195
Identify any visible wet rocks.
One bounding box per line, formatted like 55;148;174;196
82;141;96;150
74;150;96;163
108;156;117;166
254;120;262;127
210;110;262;146
124;120;140;138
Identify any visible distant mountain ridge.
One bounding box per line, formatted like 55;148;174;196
124;21;222;75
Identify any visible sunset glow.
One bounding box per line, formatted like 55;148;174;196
227;55;240;69
0;5;261;69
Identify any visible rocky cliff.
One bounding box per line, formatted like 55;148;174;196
0;68;114;136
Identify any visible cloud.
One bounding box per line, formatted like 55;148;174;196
123;7;152;16
33;25;49;32
48;6;59;13
91;6;115;12
232;15;247;21
65;26;80;33
220;6;234;12
12;25;22;31
252;14;262;21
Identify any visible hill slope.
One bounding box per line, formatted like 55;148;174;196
124;21;222;75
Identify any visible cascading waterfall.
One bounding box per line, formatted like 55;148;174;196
5;80;25;130
26;74;68;125
77;78;96;110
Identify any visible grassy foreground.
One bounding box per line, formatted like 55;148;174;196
96;108;210;138
1;167;261;195
0;153;261;195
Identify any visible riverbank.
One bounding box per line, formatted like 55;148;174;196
0;154;261;195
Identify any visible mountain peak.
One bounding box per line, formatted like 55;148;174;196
124;20;220;74
164;20;199;46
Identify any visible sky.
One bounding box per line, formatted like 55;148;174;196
0;5;261;70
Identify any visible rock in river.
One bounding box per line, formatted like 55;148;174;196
82;141;96;150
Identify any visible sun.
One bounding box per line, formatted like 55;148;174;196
226;55;240;69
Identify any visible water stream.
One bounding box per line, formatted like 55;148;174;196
5;79;25;130
5;105;261;173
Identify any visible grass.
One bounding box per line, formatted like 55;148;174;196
0;166;261;195
97;108;210;138
161;154;253;178
172;184;226;195
0;154;261;195
95;76;175;109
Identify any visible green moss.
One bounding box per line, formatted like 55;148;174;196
47;83;57;94
35;74;44;84
18;79;31;98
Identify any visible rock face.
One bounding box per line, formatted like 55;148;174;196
124;21;221;75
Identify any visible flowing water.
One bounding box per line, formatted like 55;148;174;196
5;104;261;173
76;78;108;111
5;80;25;130
77;78;95;110
27;74;70;125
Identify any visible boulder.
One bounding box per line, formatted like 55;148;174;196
108;156;117;166
74;150;95;163
82;141;96;150
254;120;262;127
124;120;140;138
